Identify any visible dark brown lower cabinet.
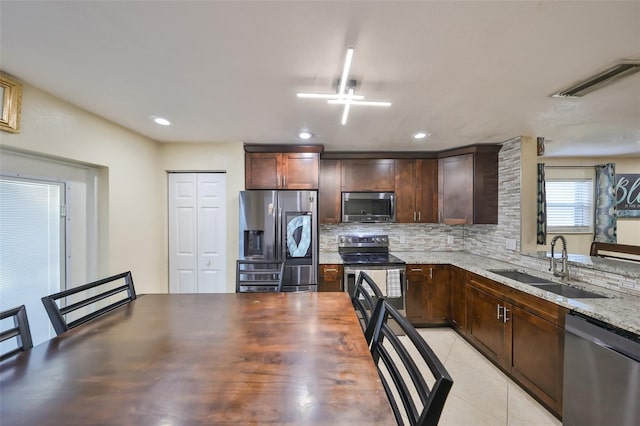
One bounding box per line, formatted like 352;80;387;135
318;264;343;292
449;266;467;334
509;305;564;414
464;272;566;418
405;264;449;326
467;285;507;365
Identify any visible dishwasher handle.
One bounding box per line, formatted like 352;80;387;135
566;312;640;363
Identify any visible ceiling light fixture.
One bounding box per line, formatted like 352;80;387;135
152;116;171;126
298;130;314;140
551;59;640;98
413;131;430;140
297;47;392;125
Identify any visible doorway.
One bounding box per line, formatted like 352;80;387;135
168;173;227;293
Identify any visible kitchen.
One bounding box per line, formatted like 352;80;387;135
1;1;639;425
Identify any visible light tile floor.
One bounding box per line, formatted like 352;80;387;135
413;328;561;426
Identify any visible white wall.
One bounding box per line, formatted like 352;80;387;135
157;142;245;293
0;83;164;293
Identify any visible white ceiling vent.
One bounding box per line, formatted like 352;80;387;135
551;60;640;98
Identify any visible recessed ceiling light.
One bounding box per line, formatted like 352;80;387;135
298;130;314;140
152;116;171;126
413;131;430;140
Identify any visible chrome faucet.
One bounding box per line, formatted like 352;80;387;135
549;235;569;280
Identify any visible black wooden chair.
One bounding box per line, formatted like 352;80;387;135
366;298;453;426
41;271;137;336
1;305;33;361
351;271;385;332
236;260;285;293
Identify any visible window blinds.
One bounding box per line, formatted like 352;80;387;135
545;179;594;232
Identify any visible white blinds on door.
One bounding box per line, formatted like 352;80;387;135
0;177;63;347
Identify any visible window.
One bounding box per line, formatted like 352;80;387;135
546;178;594;233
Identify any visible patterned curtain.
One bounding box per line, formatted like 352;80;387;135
536;163;547;245
594;163;617;243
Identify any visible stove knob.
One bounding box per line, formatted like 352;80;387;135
347;237;353;243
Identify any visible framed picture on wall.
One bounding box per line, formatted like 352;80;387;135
616;174;640;218
0;73;23;133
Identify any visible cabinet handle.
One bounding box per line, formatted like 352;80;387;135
410;268;423;272
497;304;503;320
418;211;421;222
283;175;286;187
439;211;443;223
429;267;433;279
324;268;338;272
413;211;416;222
503;307;510;323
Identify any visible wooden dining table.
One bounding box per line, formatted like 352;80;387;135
0;292;395;425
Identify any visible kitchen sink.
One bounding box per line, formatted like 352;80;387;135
530;284;607;299
488;269;607;299
488;269;554;284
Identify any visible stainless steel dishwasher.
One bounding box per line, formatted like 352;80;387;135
563;311;640;426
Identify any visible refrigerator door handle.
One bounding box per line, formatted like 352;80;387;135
278;206;283;260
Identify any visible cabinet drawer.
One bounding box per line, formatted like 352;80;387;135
319;264;343;292
406;265;430;278
319;264;342;277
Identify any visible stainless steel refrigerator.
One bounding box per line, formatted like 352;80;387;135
239;190;318;289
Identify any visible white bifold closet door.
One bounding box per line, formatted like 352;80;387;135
168;173;227;293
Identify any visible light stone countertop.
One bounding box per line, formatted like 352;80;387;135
523;251;640;279
319;250;640;335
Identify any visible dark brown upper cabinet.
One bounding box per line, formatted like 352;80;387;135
245;151;319;190
340;159;395;192
438;146;500;224
318;159;341;224
395;159;437;223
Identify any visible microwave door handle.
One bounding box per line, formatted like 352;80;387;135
390;194;395;219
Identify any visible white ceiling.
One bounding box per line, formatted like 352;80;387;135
1;1;639;157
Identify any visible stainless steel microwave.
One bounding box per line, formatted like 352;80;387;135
342;192;395;223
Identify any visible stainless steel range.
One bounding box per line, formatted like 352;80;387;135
338;234;406;310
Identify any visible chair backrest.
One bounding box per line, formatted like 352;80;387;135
351;271;384;332
41;271;137;336
1;305;33;361
366;298;453;426
589;242;640;262
236;260;285;293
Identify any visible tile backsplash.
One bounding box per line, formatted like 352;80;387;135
319;223;464;252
